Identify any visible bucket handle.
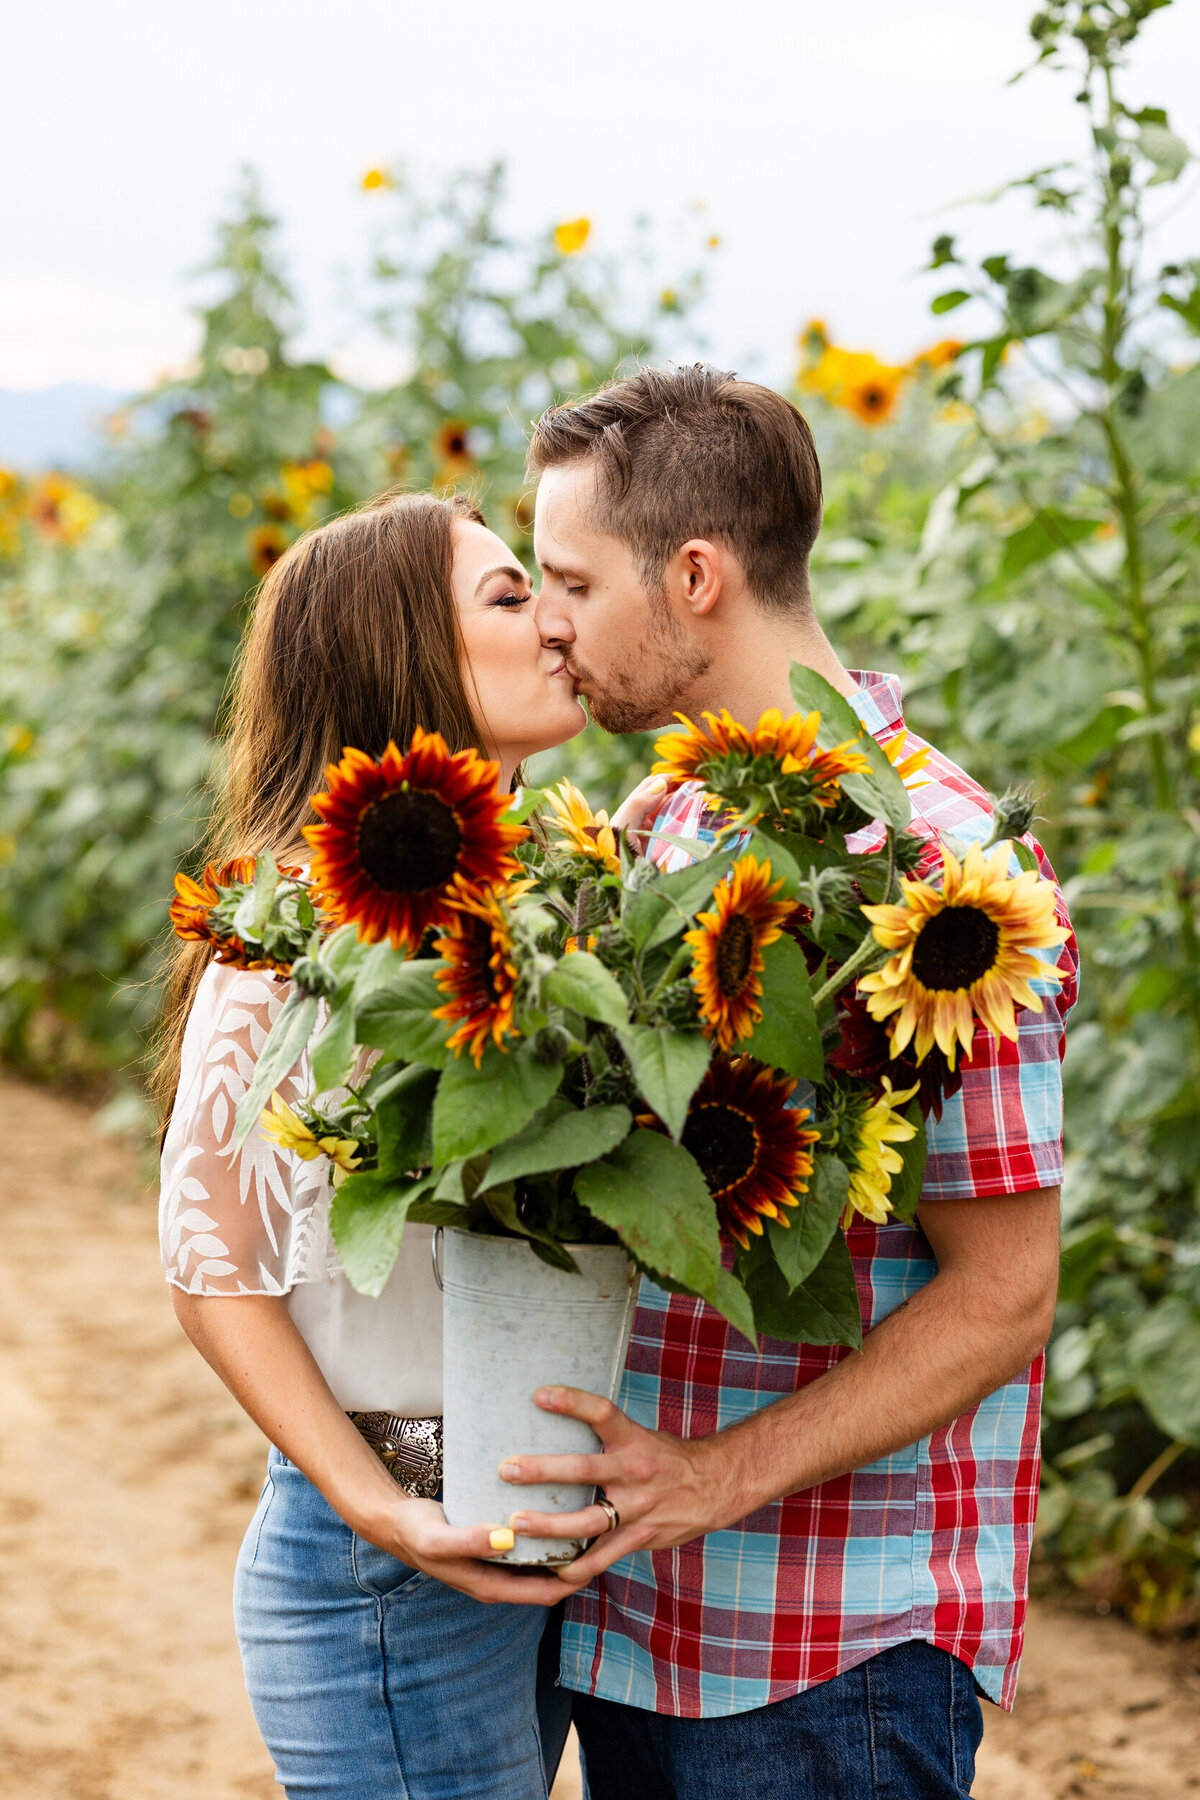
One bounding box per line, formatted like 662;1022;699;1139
431;1226;444;1292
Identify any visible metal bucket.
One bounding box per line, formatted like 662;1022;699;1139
437;1229;639;1566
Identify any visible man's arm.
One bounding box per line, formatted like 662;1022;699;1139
500;1186;1060;1584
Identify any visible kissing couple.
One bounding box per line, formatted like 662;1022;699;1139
159;364;1076;1799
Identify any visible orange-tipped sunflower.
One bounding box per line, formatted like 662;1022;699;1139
685;855;795;1050
843;1077;919;1225
169;855;302;970
433;879;526;1065
653;706;869;826
679;1055;819;1250
858;839;1071;1068
305;731;527;952
544;781;620;874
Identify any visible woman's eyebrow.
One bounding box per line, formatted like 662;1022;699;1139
473;564;529;597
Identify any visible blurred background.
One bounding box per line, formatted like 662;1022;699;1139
2;2;1199;1793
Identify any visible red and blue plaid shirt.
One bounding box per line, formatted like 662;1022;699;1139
560;671;1078;1717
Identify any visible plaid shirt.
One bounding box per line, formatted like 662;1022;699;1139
560;671;1078;1717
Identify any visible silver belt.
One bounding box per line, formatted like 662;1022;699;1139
349;1412;442;1499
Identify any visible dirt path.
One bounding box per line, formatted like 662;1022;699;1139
0;1075;1195;1799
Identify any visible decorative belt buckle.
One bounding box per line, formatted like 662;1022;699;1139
350;1412;442;1500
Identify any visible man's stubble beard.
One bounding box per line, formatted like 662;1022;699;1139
575;591;713;736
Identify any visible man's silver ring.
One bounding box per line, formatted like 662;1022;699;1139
597;1495;620;1533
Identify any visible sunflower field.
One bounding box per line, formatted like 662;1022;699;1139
2;0;1199;1634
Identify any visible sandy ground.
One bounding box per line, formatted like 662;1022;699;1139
0;1074;1196;1799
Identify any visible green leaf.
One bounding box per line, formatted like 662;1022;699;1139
574;1128;720;1297
743;1228;862;1348
709;1268;758;1349
617;1024;711;1139
508;784;551;824
787;664;911;831
542;951;630;1027
1128;1297;1200;1445
745;933;824;1081
232;849;279;943
478;1102;632;1191
996;512;1103;585
625;845;739;953
475;1183;582;1272
767;1152;846;1289
1012;840;1038;874
432;1042;563;1163
888;1105;927;1225
375;1064;440;1173
309;1003;358;1094
1138;122;1190;186
233;990;319;1147
330;1170;435;1298
356;961;453;1069
931;289;971;314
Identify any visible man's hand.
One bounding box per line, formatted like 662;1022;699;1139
498;1386;730;1587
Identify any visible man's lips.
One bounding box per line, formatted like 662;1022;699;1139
548;658;586;694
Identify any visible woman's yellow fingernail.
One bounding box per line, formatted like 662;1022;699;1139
489;1528;515;1551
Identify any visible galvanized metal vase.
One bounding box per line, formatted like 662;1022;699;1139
437;1229;639;1566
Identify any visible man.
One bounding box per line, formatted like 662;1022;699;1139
496;365;1076;1799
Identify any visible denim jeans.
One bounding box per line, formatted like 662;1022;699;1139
233;1448;573;1798
572;1639;983;1800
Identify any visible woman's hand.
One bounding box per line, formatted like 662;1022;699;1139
361;1494;570;1606
610;774;669;854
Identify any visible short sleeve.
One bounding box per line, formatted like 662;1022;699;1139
159;961;340;1295
921;864;1079;1201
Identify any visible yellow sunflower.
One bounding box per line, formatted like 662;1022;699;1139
305;730;526;952
543;781;620;874
553;217;591;255
432;419;475;489
843;1077;919;1225
248;524;288;575
685;855;795;1049
881;729;931;788
260;1092;362;1180
653;706;869;823
858;840;1071;1067
677;1054;819;1250
433;880;524;1066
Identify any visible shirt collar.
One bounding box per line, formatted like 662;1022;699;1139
846;670;904;737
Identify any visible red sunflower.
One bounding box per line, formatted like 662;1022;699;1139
433;879;526;1065
679;1055;820;1251
305;730;527;952
169;855;300;971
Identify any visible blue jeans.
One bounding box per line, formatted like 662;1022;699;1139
572;1640;983;1800
233;1448;573;1798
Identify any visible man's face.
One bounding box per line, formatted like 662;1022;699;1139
532;462;711;734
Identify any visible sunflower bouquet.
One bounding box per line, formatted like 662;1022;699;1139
172;670;1069;1350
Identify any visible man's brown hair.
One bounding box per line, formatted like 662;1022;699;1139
526;363;823;614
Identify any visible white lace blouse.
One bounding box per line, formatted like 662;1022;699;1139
159;960;444;1415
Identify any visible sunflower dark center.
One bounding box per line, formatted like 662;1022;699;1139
356;787;462;893
714;915;756;994
862;386;885;411
683;1103;758;1197
911;904;1001;991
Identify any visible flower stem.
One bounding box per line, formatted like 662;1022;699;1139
811;929;885;1012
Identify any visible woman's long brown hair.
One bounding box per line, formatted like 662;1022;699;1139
151;490;488;1128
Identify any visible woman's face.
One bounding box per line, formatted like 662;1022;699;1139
450;517;586;778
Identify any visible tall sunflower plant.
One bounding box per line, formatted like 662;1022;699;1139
173;669;1070;1351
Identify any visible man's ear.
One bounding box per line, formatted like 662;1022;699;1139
672;538;724;619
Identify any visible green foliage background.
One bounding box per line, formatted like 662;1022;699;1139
1;0;1197;1634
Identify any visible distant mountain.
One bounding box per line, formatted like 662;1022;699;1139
0;384;126;471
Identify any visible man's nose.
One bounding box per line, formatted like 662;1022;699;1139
533;587;572;648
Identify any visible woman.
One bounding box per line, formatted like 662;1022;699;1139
156;491;656;1799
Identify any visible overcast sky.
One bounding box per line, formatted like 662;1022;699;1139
4;0;1198;393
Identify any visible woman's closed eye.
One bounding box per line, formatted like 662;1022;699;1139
491;591;531;609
